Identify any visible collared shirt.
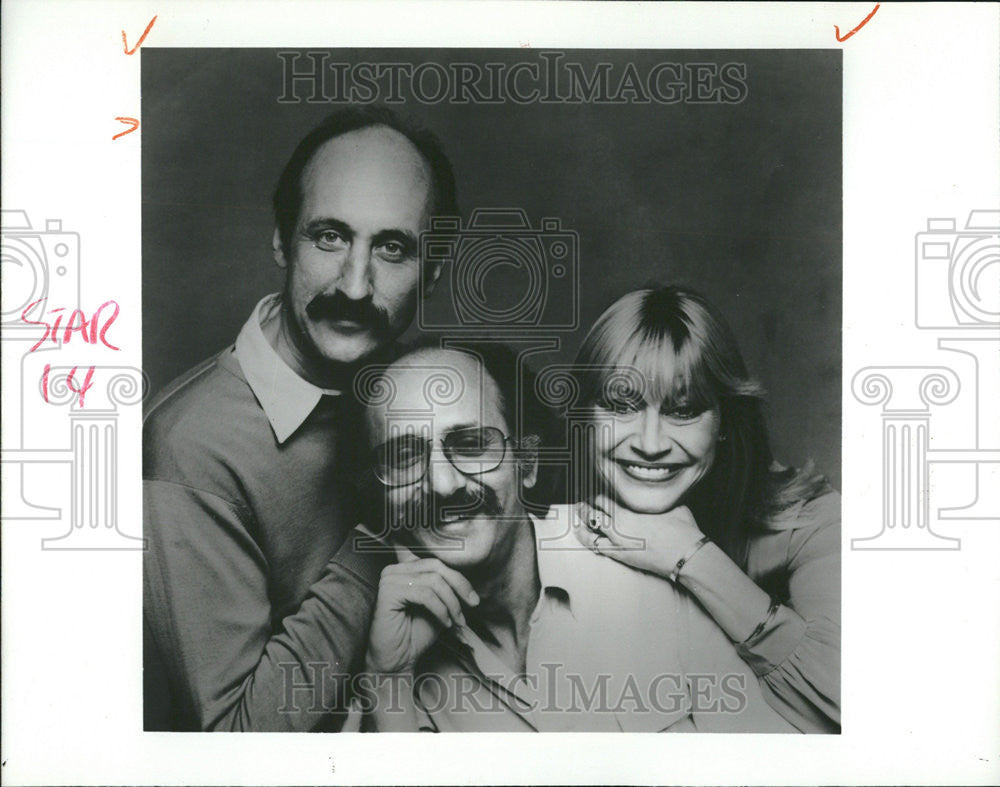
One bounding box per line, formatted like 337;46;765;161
234;293;341;443
143;293;389;731
411;506;797;733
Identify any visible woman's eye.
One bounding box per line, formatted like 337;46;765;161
598;396;641;415
663;405;702;421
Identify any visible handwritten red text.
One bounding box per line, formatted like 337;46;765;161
21;299;121;354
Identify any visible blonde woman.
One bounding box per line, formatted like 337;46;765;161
568;286;840;733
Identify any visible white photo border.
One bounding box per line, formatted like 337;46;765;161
1;2;998;785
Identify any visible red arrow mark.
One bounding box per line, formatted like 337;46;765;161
122;15;157;55
113;117;139;141
835;3;880;42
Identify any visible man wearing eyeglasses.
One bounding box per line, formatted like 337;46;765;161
142;106;455;731
354;342;544;731
354;343;798;733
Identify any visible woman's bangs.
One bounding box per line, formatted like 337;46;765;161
617;329;717;411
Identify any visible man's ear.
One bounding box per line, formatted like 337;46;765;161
272;227;288;270
422;258;444;296
518;434;540;490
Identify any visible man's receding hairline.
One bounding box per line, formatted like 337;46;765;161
387;346;493;379
302;123;434;178
383;347;504;406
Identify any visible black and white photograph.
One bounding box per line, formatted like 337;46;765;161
2;2;998;784
141;47;841;733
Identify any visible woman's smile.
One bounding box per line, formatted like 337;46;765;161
614;459;688;483
590;395;721;514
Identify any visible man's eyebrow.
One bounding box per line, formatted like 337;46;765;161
372;228;419;250
442;422;481;436
302;217;353;238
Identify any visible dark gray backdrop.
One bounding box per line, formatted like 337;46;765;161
142;48;841;487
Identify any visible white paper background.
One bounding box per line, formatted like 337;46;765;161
2;1;998;784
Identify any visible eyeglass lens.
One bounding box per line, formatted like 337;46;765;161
374;426;507;486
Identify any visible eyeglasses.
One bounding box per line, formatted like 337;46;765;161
371;426;510;488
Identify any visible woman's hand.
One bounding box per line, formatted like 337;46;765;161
365;548;480;675
575;496;706;580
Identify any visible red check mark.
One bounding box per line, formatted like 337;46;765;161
122;15;157;55
835;3;880;42
113;117;139;141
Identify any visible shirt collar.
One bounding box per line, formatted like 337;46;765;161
532;507;591;603
430;512;582;715
234;293;340;443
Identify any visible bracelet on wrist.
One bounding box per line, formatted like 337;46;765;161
667;535;712;583
740;596;782;646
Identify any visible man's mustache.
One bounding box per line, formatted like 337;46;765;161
396;485;505;532
305;291;390;331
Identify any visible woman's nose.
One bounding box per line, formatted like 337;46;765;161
635;407;671;457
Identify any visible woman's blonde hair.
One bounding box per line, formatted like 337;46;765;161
571;285;827;567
